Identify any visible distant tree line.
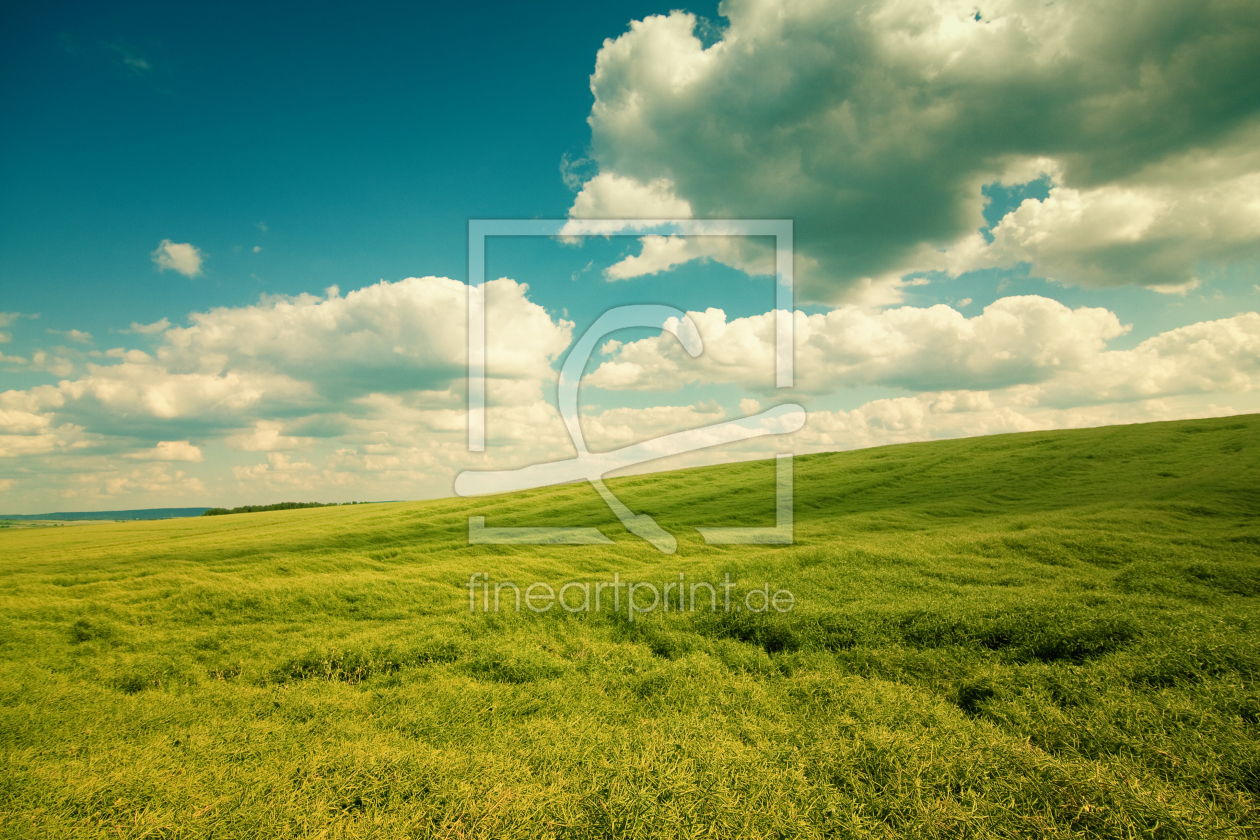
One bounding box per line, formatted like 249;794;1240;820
202;501;369;516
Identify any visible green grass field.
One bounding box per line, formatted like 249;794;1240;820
2;415;1258;838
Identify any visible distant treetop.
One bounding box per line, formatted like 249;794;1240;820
202;501;366;516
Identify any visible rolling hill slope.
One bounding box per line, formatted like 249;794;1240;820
1;415;1257;838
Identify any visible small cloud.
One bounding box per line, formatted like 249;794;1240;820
253;245;262;253
124;441;204;462
256;222;268;233
0;353;25;365
127;318;170;335
105;347;153;363
233;452;315;483
957;298;973;307
0;479;14;492
0;332;9;344
48;328;93;344
106;43;151;75
1150;278;1201;296
0;312;35;331
225;421;314;452
30;349;74;377
906;277;931;286
740;398;762;415
559;153;597;192
151;240;204;277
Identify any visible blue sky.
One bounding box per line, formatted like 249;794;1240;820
0;0;714;354
2;0;1259;513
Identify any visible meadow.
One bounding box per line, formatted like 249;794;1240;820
1;414;1257;838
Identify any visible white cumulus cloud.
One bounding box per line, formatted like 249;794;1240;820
571;0;1260;300
0;276;579;509
586;296;1135;394
124;440;204;462
151;240;204;277
127;318;171;335
225;421;316;452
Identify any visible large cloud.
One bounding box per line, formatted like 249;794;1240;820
584;297;1260;403
0;280;586;512
0;277;575;503
8;277;572;437
938;144;1260;292
571;0;1260;300
158;277;570;400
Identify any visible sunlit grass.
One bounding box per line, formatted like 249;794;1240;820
1;415;1257;837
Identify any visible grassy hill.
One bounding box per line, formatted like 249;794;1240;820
1;415;1258;838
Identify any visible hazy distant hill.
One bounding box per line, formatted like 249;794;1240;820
0;508;210;521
